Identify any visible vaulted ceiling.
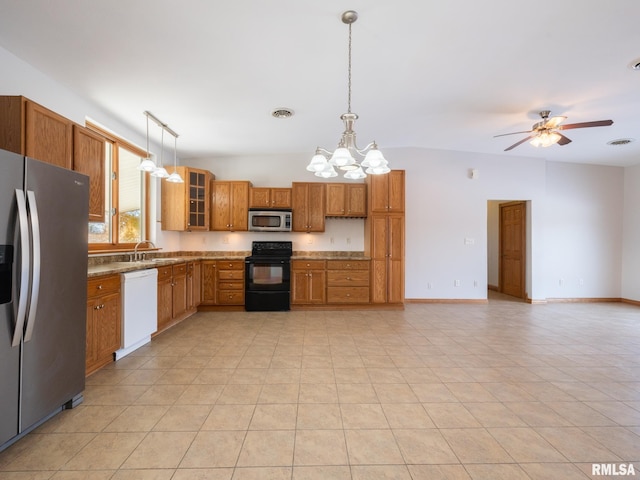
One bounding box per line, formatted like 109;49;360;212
1;0;639;166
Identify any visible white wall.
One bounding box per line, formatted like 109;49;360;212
622;164;640;302
2;44;635;302
544;162;624;299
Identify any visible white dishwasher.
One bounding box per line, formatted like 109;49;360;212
115;268;158;360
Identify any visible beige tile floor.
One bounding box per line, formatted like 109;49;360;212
1;293;639;479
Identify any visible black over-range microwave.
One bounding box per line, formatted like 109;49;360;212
248;209;292;232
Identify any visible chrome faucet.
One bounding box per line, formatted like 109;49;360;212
132;240;156;261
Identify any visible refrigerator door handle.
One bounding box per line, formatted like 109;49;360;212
12;189;30;347
24;190;41;343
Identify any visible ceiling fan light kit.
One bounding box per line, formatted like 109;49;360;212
306;10;390;179
495;110;614;152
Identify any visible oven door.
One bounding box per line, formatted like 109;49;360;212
245;258;290;292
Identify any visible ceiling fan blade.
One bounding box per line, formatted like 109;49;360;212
494;130;533;138
504;136;534;151
559;119;614;130
544;116;567;129
556;133;572;146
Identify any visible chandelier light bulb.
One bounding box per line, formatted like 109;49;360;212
306;152;328;172
330;147;355;167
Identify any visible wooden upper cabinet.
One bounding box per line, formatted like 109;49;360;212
326;183;367;217
73;125;105;222
211;180;251;231
292;183;325;232
367;170;405;213
249;187;292;209
161;166;213;231
0;96;73;169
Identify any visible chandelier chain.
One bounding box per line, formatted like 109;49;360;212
347;22;352;114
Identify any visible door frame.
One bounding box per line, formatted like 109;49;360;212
498;201;527;299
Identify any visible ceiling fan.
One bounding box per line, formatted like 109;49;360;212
495;110;614;151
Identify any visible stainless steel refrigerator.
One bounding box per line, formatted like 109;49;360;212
0;149;88;451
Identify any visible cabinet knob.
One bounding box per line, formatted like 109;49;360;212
97;285;102;290
347;277;351;281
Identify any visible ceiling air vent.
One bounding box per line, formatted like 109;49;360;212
607;138;634;146
272;108;294;119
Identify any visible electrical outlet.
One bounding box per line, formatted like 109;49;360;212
559;278;564;286
346;237;351;245
307;236;313;244
427;282;432;289
223;236;229;244
579;278;584;286
473;280;478;287
330;237;334;244
454;280;461;287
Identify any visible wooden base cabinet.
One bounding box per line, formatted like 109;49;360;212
291;260;326;304
86;275;121;375
201;260;244;306
157;263;188;334
216;260;245;305
326;260;370;304
187;261;202;311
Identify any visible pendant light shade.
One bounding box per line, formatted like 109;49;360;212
166;135;184;183
307;11;390;179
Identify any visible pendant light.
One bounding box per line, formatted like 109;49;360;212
137;113;156;171
166;134;184;183
143;111;183;183
307;10;390;179
150;127;169;178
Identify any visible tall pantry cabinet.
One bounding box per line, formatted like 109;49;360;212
365;170;405;305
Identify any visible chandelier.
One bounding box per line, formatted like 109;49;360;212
306;10;390;179
138;111;183;183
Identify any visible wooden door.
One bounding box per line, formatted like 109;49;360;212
94;292;121;361
346;184;367;216
157;277;173;330
370;215;389;303
73;125;105;222
271;188;292;208
387;171;405;213
249;187;270;208
172;265;187;318
230;181;249;231
326;184;346;216
292;183;309;232
308;269;326;303
307;183;325;232
291;269;310;304
368;174;389;213
387;214;405;303
201;261;217;305
211;181;231;230
499;201;526;299
25;100;73;169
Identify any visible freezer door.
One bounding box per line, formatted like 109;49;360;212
0;150;24;446
20;158;88;431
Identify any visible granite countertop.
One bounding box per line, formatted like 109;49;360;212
88;250;368;277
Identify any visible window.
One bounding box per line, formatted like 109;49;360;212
87;122;150;250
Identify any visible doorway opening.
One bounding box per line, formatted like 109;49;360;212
487;200;528;301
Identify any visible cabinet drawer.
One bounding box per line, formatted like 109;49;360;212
217;290;245;305
157;266;172;282
217;281;243;290
217;269;244;281
327;270;370;286
327;260;369;270
216;260;244;270
172;263;187;276
87;275;120;298
327;286;370;304
292;259;325;270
